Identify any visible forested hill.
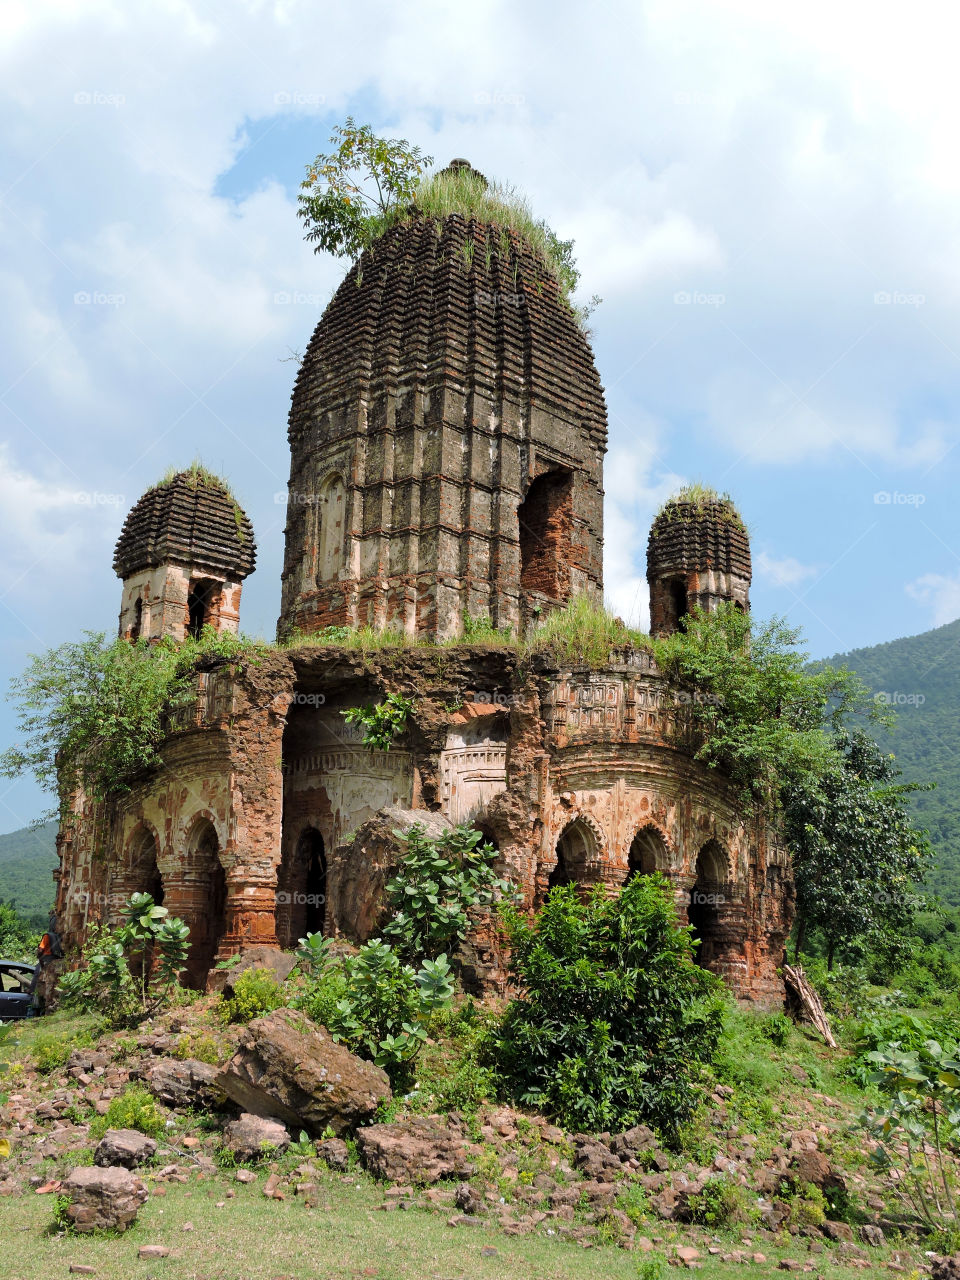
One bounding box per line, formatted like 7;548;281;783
0;819;58;928
824;616;960;905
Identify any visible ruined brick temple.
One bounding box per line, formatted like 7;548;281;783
54;163;793;1003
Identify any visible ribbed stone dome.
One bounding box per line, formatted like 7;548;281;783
114;471;256;581
287;213;607;450
647;497;751;582
281;195;607;640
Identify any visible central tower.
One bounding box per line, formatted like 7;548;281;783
278;163;607;641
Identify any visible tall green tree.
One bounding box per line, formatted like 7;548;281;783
783;729;933;968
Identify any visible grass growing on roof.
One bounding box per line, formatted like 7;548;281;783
524;595;650;667
654;483;746;528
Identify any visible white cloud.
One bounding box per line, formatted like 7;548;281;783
906;571;960;628
754;549;818;588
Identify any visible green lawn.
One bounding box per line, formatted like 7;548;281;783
1;1167;914;1280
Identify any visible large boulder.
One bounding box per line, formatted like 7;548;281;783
222;1113;290;1161
356;1116;474;1184
61;1166;148;1233
93;1129;157;1169
214;1008;390;1136
326;806;454;942
140;1057;226;1111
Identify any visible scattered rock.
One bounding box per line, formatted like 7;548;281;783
138;1245;170;1259
357;1117;473;1184
317;1137;350;1171
861;1224;885;1247
933;1259;960;1280
68;1268;96;1276
609;1124;657;1160
454;1182;485;1215
215;1009;390;1136
93;1128;157;1169
788;1149;846;1195
222;1113;290;1161
572;1135;622;1181
60;1166;148;1233
822;1220;855;1243
141;1057;226;1111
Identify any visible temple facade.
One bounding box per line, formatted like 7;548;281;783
52;164;793;1005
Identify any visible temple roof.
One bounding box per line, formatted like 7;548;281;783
113;470;256;580
647;496;751;581
288;208;607;451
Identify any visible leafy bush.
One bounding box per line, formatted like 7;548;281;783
496;876;723;1137
0;901;40;960
342;692;413;751
687;1175;758;1229
860;1035;960;1245
383;823;517;961
173;1032;222;1065
57;894;190;1026
218;967;285;1024
33;1034;79;1074
846;1002;960;1087
90;1086;165;1140
412;1000;501;1115
295;936;454;1083
0;627;265;812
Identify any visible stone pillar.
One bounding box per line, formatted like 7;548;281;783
216;869;279;959
162;866;224;989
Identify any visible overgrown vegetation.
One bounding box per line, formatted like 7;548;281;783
218;966;285;1024
57;893;190;1027
382;823;517;961
342;691;414;751
0;900;40;959
294;935;454;1084
297;119;598;325
653;483;746;528
496;876;724;1137
0;628;267;815
525;593;645;666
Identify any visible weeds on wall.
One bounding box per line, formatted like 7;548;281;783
342;692;413;751
0;627;267;815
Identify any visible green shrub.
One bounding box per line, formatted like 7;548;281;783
295;937;454;1084
33;1034;76;1075
342;692;413;751
496;876;723;1137
90;1086;165;1140
687;1175;758;1229
173;1032;222;1065
57;894;190;1027
382;823;517;961
218;967;285;1024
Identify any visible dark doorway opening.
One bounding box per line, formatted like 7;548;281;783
518;470;574;602
627;825;668;880
668;579;689;632
276;828;327;947
688;840;726;969
187;580;217;640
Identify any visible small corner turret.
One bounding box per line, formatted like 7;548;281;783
113;466;256;642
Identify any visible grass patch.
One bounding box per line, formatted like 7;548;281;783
653;483;746;529
523;595;649;667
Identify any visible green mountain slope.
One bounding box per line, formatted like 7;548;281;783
824;617;960;904
0;820;58;926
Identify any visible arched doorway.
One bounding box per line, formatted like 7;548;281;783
688;839;728;968
181;818;227;987
115;825;164;919
276;828;327;948
627;824;669;879
548;817;599;892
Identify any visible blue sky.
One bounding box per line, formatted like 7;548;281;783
1;0;959;831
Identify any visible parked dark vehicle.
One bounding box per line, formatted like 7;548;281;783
0;960;38;1019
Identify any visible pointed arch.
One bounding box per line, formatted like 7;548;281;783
627;823;670;879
